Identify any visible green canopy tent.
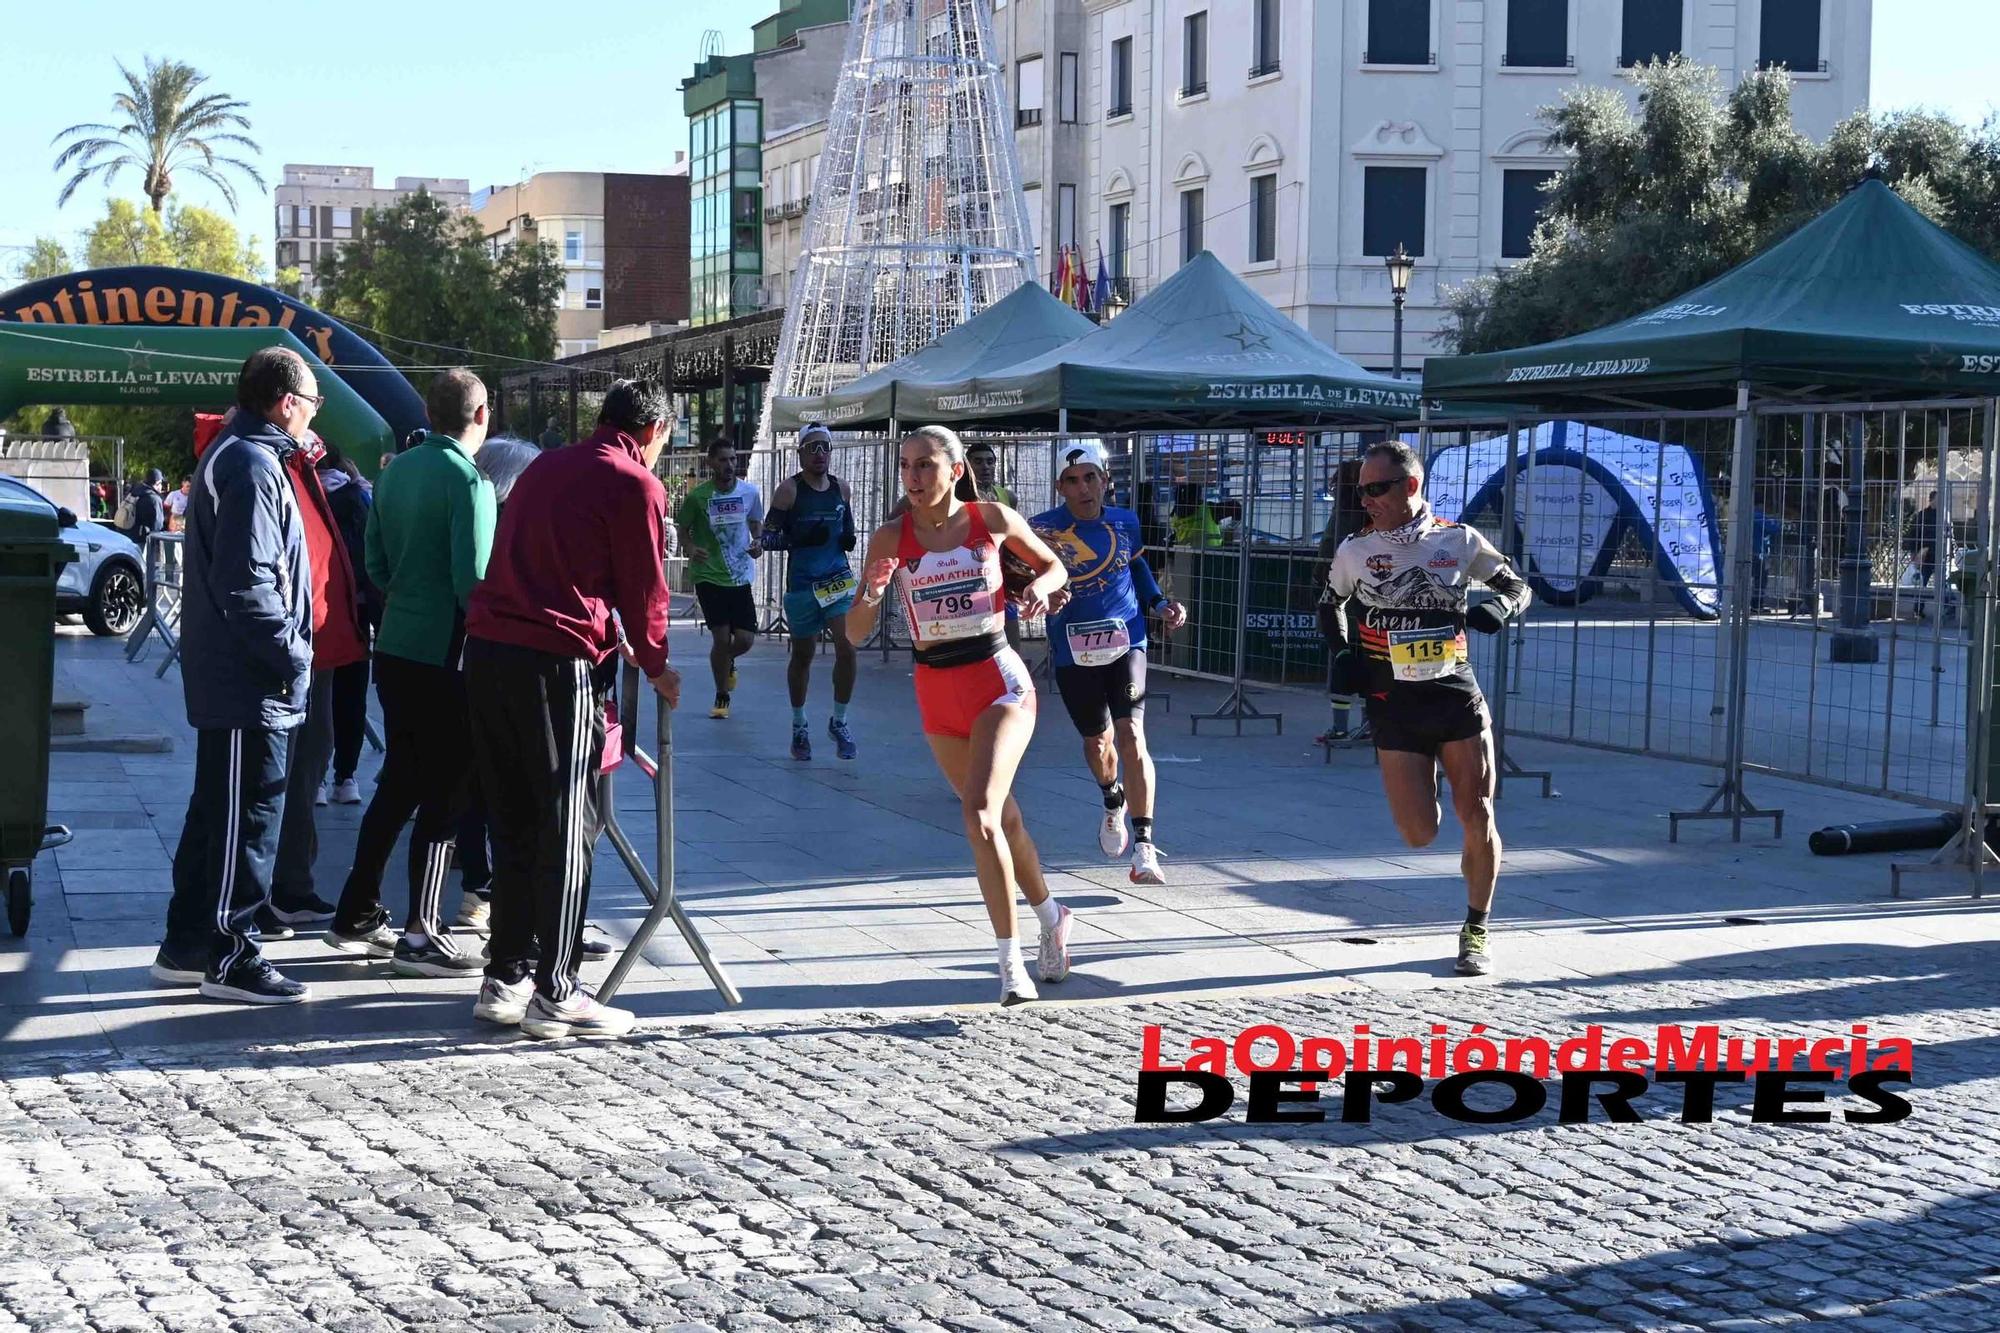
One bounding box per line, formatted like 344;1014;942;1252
1423;180;2000;410
0;323;395;468
908;251;1422;429
769;282;1096;431
1421;179;2000;849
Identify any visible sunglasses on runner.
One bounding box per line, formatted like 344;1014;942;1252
1358;475;1410;498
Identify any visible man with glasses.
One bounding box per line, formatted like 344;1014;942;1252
760;425;860;760
1319;441;1530;977
151;348;320;1004
329;369;496;980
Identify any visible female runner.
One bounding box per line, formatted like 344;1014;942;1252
847;425;1075;1006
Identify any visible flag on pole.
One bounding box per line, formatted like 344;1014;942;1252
1057;245;1076;307
1093;243;1112;314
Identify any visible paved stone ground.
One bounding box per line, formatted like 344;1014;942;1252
3;627;1998;1329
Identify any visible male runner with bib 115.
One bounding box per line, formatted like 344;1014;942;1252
1031;440;1185;884
760;425;860;761
847;425;1075;1007
1320;441;1531;976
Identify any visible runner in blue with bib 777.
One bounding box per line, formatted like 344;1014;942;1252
1031;440;1186;884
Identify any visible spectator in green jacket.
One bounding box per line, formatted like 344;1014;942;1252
329;368;497;980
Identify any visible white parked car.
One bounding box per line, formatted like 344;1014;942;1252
0;474;147;636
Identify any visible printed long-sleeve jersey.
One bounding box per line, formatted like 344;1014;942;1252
1321;507;1530;697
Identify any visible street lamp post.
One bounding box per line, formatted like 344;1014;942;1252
1385;243;1415;378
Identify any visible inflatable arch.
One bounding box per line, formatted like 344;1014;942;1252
0;266;425;447
1423;420;1723;619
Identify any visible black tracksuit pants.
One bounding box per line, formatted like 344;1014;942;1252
164;726;294;973
334;652;472;939
465;637;606;1003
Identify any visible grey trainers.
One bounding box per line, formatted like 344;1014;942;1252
327;920;397;958
473;976;533;1025
392;935;485;978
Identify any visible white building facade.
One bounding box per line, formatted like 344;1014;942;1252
273;165;470;296
1080;0;1871;372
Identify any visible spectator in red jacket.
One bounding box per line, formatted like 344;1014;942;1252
267;429;367;927
461;379;678;1039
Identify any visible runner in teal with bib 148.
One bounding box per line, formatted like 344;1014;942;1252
761;425;860;760
1031;440;1186;884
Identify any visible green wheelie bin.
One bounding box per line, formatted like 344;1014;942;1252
0;485;76;936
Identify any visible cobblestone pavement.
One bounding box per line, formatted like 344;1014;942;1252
4;944;1998;1333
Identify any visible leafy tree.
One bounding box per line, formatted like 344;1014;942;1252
52;57;263;214
14;237;72;282
314;190;565;379
1441;59;2000;355
82;197;263;278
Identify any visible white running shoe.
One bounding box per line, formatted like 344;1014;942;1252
1037;904;1074;984
472;976;532;1025
314;783;329;807
455;895;491;932
519;989;636;1040
1129;842;1166;885
331;778;362;805
999;952;1039;1007
1098;805;1130;858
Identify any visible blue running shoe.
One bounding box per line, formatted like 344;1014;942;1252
828;717;858;760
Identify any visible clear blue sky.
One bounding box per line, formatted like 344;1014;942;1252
0;0;1993;268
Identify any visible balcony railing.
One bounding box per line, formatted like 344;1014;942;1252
1364;50;1435;65
1179;79;1207;97
1500;52;1575;67
1248;59;1281;78
1016;108;1043;128
1756;57;1830;73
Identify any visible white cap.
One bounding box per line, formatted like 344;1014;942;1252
1054;438;1109;477
798;423;834;448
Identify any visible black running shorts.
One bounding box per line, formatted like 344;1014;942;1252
1055;649;1147;737
1365;683;1489;757
694;581;759;633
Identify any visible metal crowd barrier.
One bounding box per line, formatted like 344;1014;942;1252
595;658;741;1006
125;531;183;677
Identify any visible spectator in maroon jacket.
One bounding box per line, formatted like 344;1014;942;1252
461;379;679;1040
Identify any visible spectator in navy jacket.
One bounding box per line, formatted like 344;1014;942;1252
152;347;320;1006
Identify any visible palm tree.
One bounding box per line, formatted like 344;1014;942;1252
51;57;263;214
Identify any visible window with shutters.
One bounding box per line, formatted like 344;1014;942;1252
1504;0;1569;67
1016;57;1044;128
1367;0;1432;66
1250;0;1281;76
1181;188;1205;264
1182;12;1207;95
1759;0;1823;72
1108;203;1130;287
1501;169;1557;259
1249;173;1277;264
1110;37;1133;116
1619;0;1682;66
1363;167;1426;257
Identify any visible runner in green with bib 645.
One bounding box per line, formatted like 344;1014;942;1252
1031;440;1186;885
761;425;860;761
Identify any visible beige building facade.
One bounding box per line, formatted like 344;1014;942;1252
474;173;609;359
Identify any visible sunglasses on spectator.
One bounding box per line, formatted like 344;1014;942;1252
1359;475;1410;498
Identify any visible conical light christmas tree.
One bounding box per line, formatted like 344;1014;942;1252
761;0;1036;440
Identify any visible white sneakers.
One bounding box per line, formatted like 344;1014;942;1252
314;783;329;807
473;976;532;1025
1037;904;1074;983
1098;804;1130;857
999;952;1039;1007
1129;843;1166;885
331;778;362;805
455;895;491;932
519;989;636;1040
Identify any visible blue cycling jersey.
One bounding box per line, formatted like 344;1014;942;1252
1030;504;1158;668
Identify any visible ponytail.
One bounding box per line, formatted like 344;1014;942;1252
955;471;981;503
